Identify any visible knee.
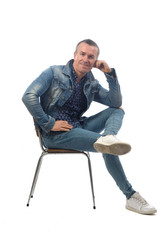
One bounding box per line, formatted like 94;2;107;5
109;107;125;114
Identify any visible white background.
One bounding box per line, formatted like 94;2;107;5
1;0;160;239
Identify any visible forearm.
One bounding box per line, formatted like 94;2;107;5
105;69;122;107
94;69;122;108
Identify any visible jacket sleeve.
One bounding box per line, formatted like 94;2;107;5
22;67;55;133
94;68;122;108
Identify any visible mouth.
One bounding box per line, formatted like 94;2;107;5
80;63;90;68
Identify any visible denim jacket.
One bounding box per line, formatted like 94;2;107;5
22;59;122;133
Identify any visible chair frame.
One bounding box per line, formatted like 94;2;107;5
26;123;96;209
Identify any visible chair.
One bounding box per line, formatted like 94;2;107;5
26;120;96;209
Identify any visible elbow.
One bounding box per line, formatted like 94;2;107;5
22;93;33;108
117;99;122;108
111;97;122;108
109;92;122;108
22;94;26;104
116;94;122;108
22;93;28;106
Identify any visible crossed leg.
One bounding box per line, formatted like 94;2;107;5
43;107;135;198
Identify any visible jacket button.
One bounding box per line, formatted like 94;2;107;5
62;97;65;100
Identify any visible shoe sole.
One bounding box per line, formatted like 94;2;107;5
126;205;157;215
93;142;131;155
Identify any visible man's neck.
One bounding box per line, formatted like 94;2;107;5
72;64;85;82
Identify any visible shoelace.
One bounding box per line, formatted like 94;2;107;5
102;135;120;143
132;194;147;205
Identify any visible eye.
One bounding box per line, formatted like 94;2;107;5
88;55;94;59
80;52;85;56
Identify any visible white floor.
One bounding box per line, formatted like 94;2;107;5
1;149;159;240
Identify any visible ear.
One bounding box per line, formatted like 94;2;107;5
74;52;77;60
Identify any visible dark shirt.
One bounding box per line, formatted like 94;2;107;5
55;63;87;128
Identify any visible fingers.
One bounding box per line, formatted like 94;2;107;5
60;121;73;131
94;60;111;73
95;60;105;69
51;121;73;132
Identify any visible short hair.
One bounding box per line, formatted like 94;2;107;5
75;39;100;57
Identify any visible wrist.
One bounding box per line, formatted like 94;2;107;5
106;68;116;77
106;68;113;75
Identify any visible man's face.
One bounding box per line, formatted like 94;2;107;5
73;42;98;76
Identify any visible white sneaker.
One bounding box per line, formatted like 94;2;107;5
126;192;157;215
93;135;131;155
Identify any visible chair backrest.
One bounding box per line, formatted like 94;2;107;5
33;118;47;151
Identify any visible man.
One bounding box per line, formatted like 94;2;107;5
22;39;156;214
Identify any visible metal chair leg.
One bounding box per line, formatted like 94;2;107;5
27;151;96;209
83;152;96;209
26;151;47;206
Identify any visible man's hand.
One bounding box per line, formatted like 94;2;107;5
94;60;112;73
51;120;73;132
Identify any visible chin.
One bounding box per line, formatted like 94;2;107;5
81;66;91;73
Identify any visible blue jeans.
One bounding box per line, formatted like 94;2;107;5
43;107;135;199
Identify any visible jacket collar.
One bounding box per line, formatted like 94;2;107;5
62;59;74;77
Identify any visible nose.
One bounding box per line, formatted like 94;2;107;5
83;55;89;62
